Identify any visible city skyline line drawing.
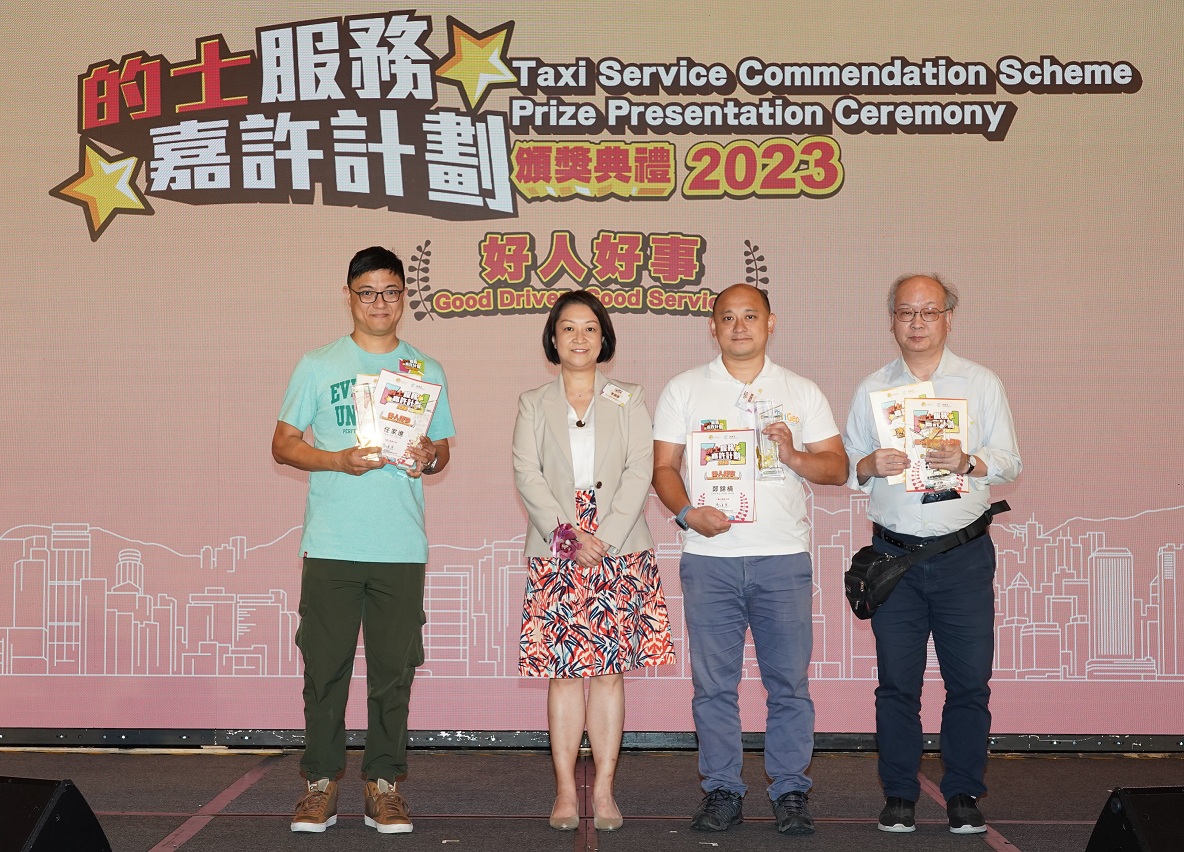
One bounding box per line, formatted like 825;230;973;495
2;493;1182;684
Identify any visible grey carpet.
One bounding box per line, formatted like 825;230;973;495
2;749;1181;852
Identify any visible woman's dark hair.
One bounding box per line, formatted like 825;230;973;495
541;289;616;365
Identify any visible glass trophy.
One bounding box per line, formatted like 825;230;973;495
754;399;786;481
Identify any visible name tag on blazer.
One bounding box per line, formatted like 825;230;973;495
600;383;631;406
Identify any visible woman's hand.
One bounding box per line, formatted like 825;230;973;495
572;529;609;568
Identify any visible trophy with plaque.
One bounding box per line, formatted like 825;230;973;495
753;399;786;482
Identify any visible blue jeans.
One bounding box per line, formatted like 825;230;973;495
679;553;815;800
871;532;996;801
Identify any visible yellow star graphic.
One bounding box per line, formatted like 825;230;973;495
435;18;519;111
50;141;152;241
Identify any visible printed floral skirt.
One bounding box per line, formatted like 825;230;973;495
519;490;676;678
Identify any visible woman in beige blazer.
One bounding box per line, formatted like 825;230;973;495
513;290;674;832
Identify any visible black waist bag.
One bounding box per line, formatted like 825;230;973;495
844;500;1010;620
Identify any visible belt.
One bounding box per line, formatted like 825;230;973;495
873;500;1011;554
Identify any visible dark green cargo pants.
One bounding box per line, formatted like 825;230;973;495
296;557;426;782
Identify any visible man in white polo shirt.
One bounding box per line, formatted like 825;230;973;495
652;283;848;836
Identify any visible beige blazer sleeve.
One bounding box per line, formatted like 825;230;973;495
511;372;655;559
511;379;576;556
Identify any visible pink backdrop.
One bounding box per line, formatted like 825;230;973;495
2;1;1181;734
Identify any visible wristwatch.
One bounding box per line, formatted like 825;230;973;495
422;452;438;474
964;455;976;476
675;505;694;530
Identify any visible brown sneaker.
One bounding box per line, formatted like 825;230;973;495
365;779;413;833
291;778;338;832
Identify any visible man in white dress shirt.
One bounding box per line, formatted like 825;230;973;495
843;274;1021;835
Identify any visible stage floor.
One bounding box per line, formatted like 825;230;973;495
2;748;1182;852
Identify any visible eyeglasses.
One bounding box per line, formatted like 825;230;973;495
350;286;405;303
893;308;948;323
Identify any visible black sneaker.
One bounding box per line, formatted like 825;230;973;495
690;789;744;832
878;796;916;833
772;790;815;835
946;793;987;834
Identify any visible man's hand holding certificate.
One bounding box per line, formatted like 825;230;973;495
352;368;442;472
903;397;969;493
868;381;933;485
689;429;757;522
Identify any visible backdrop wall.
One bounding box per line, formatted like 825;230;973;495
2;1;1181;734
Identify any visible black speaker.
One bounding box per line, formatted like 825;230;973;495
1085;786;1184;852
0;776;111;852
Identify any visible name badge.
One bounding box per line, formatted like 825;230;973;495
399;358;425;377
600;382;631;406
736;382;767;413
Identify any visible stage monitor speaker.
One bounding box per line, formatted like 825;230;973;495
0;776;111;852
1085;786;1184;852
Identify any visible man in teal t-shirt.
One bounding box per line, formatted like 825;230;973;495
273;246;455;836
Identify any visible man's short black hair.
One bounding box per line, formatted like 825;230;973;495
541;290;617;365
347;246;405;286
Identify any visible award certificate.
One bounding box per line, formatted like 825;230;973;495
373;368;442;468
688;429;756;522
868;381;934;485
902;397;969;493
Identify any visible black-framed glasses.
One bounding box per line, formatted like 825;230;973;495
350;286;405;303
893;308;948;323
